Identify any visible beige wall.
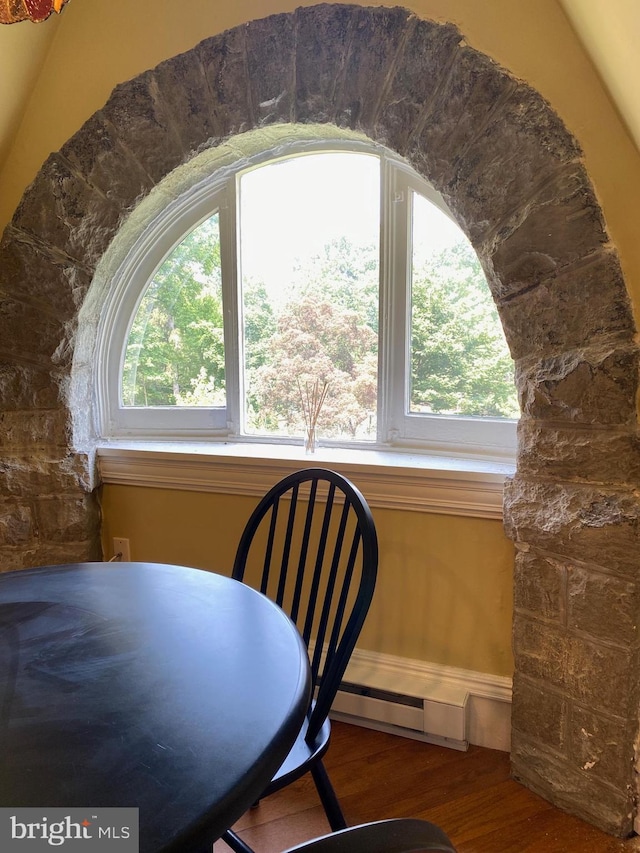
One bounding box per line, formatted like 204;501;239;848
4;0;639;679
100;484;515;677
0;19;58;167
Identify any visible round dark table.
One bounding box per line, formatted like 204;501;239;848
0;562;311;852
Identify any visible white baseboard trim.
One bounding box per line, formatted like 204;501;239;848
331;648;512;753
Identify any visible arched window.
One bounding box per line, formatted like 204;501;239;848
97;143;517;461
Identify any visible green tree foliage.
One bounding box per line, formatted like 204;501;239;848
122;215;225;407
243;279;277;373
293;236;379;330
410;241;518;418
123;226;517;436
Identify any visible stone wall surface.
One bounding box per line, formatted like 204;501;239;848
0;3;638;836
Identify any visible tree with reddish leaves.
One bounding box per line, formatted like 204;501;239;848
247;293;377;440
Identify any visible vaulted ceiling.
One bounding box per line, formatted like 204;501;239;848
559;0;639;152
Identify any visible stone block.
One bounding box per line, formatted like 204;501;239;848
448;85;581;244
12;153;121;269
294;4;356;123
153;50;220;156
516;345;638;427
569;705;636;792
517;421;640;486
36;494;100;544
246;13;296;126
198;26;253;138
101;71;186;186
410;46;517;204
0;549;36;572
335;6;413;130
511;733;634;836
498;250;635;360
485;165;607;297
0;537;102;573
61;112;154;211
513;549;564;622
69;451;99;493
0;228;92;318
505;477;640;577
0;361;60;411
0;503;34;546
0;409;69;449
511;675;567;751
0;295;71;368
377;17;461;156
512;616;566;692
567;566;638;647
513;615;634;716
0;454;95;498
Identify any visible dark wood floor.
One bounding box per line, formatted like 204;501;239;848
215;720;640;852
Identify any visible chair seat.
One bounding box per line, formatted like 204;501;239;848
264;716;331;794
280;818;457;852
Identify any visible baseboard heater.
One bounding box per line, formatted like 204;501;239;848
331;679;469;752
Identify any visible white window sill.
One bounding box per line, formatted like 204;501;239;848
96;441;515;520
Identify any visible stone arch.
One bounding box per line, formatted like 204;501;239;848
0;3;638;835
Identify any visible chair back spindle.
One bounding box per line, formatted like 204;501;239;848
232;468;378;746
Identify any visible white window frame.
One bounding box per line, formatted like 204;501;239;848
96;180;236;438
381;160;517;459
95;139;516;463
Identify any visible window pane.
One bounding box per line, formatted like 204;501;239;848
409;192;518;419
122;214;225;407
239;153;380;442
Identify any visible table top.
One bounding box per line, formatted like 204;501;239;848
0;562;311;852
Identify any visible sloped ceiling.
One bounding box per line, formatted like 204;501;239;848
0;18;58;168
558;0;640;152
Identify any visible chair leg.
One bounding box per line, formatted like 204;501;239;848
310;761;347;832
221;829;256;853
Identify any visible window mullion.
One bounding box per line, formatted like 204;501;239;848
379;161;410;444
219;183;241;437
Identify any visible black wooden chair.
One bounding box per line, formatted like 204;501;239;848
280;819;457;852
222;468;378;853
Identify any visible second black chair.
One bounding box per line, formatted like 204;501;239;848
222;468;378;853
281;818;457;852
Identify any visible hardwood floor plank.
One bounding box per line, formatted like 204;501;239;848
422;778;555;844
454;806;640;853
215;721;640;852
232;778;321;830
227;805;330;853
338;745;514;824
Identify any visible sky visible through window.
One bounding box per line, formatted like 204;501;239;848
239;152;379;301
239;152;463;301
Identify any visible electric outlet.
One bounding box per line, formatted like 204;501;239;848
112;537;131;561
